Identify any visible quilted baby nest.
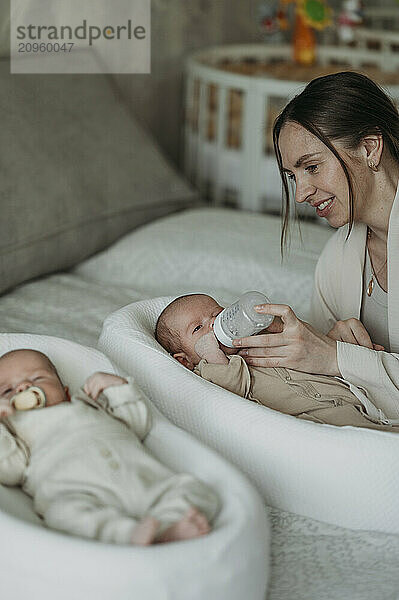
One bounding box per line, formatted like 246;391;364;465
0;333;270;600
99;297;399;535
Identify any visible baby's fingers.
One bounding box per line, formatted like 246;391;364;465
83;373;103;400
83;381;100;400
0;399;14;419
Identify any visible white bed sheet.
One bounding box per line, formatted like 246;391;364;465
0;207;398;599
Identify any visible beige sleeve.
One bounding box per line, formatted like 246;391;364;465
309;231;343;334
197;355;251;398
337;342;399;419
0;423;28;486
309;228;399;419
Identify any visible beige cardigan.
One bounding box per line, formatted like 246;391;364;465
310;184;399;419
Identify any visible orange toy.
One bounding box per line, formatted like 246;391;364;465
284;0;332;65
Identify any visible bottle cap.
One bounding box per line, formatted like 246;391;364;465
213;314;235;348
10;387;46;411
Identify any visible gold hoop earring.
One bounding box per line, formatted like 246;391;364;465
368;160;378;172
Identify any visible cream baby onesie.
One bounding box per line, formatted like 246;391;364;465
0;379;218;544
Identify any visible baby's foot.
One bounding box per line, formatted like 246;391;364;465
131;517;159;545
157;507;211;543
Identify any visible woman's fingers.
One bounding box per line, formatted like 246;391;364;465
239;345;287;358
234;304;297;348
337;330;358;344
263;316;284;334
243;357;286;368
231;304;339;375
349;320;373;348
254;304;297;325
234;332;287;348
240;348;287;367
327;318;374;349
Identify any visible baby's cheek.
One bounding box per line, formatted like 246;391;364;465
47;384;67;406
194;332;217;357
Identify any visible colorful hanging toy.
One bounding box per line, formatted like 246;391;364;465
262;0;332;65
258;1;290;41
337;0;363;43
296;0;332;30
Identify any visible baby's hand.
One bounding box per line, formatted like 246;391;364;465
195;332;228;365
0;398;14;419
83;372;128;401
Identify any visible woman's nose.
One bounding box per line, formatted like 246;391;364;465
295;180;316;204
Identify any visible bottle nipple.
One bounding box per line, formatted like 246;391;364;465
10;387;46;411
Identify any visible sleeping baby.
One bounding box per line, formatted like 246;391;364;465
0;349;218;545
155;294;399;432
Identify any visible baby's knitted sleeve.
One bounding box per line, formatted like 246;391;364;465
95;378;152;440
0;423;28;486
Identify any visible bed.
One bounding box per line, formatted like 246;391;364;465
1;60;399;599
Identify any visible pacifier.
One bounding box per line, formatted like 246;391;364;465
10;387;46;411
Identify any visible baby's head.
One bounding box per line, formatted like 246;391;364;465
0;349;69;407
155;294;237;370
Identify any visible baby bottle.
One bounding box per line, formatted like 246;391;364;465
213;291;274;348
10;387;46;411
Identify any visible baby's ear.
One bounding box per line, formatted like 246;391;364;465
173;352;195;371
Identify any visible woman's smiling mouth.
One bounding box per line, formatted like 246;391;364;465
315;196;335;217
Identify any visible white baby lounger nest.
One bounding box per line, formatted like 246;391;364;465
0;333;270;600
99;297;399;535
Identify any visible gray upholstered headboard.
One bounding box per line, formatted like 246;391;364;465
0;59;200;295
0;4;9;58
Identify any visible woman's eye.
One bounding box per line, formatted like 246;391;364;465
306;164;318;174
193;325;202;333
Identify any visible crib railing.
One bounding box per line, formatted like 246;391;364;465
183;43;399;213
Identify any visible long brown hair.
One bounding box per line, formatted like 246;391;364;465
273;71;399;253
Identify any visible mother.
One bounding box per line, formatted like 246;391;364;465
233;71;399;420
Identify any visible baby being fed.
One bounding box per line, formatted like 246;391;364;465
155;294;399;432
0;349;218;545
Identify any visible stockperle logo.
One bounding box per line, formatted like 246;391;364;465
11;0;150;74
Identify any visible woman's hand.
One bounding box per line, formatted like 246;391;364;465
327;318;384;351
233;304;340;376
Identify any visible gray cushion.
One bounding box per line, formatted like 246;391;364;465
0;59;199;295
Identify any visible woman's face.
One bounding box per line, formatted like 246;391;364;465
278;122;363;228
